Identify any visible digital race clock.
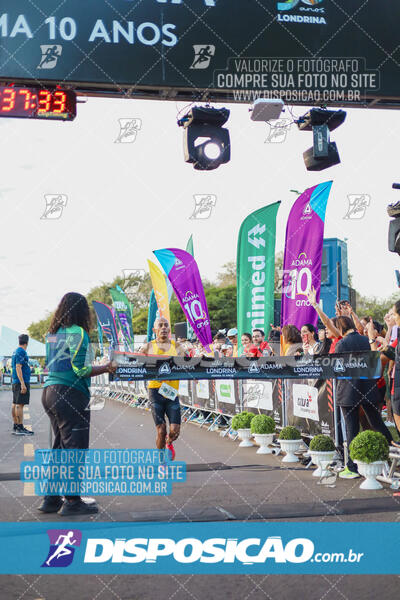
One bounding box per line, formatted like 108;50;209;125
0;84;76;121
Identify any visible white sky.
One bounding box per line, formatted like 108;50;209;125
0;97;399;332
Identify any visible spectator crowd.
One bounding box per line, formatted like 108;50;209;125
175;293;400;479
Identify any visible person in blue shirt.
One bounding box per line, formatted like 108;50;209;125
11;334;34;436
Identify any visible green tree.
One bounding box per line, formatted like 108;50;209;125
216;261;236;287
27;272;152;343
356;292;398;323
205;285;237;330
27;314;52;343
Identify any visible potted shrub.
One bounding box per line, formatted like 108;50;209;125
250;414;276;454
309;435;336;478
278;426;303;463
349;431;389;490
231;412;255;447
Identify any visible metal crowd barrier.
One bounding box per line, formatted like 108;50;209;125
95;375;338;443
1;373;46;387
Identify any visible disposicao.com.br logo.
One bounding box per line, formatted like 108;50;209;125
83;536;364;566
42;529;82;568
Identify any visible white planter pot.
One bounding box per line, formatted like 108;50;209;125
253;433;274;454
279;439;303;463
309;450;336;478
355;460;385;490
237;428;253;447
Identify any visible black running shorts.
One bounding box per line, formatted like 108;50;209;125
12;383;30;405
148;388;181;426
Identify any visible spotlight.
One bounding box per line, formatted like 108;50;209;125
297;108;346;171
178;105;230;170
388;183;400;256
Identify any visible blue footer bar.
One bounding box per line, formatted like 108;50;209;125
0;522;397;574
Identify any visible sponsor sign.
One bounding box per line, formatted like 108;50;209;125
292;383;319;421
178;380;189;396
195;380;209;400
215;380;235;405
243;381;273;411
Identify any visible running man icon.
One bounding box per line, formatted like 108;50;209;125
46;531;77;566
42;529;82;568
190;45;215;69
38;45;62;69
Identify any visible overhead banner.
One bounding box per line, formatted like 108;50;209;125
154;248;212;351
237;202;280;353
281;182;332;331
109;288;134;349
110;351;381;382
148;260;171;325
0;1;395;108
92;301;119;347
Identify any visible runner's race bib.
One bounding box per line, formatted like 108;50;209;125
159;382;178;401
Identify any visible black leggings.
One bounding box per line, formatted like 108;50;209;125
341;403;392;472
42;384;90;499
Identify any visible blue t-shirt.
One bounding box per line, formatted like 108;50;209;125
12;347;30;384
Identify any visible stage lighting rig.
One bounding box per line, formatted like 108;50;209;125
388;183;400;256
296;108;346;172
178;105;230;170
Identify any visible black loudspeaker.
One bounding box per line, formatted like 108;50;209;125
303;142;340;171
174;322;188;339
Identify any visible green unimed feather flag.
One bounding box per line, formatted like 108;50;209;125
186;234;194;256
237;202;280;354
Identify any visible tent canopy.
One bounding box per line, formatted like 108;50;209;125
0;325;46;358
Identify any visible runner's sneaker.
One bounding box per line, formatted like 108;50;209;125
12;424;25;436
20;426;34;436
339;467;360;479
166;442;175;461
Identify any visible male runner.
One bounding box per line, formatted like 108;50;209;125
140;317;186;459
